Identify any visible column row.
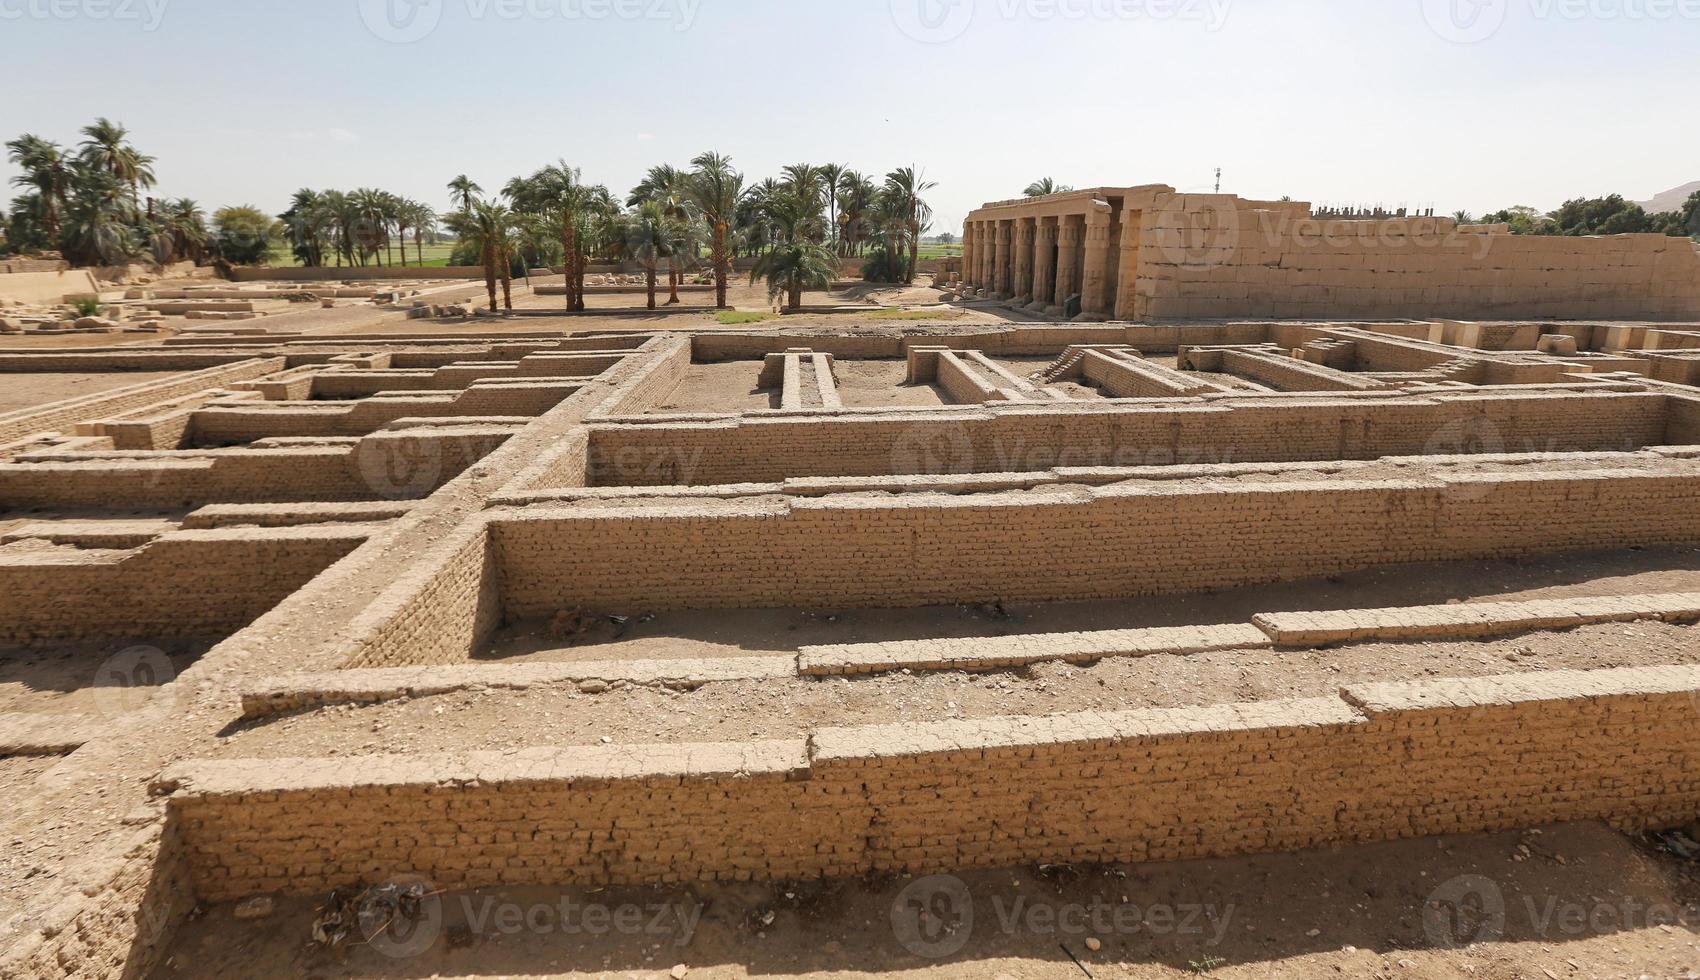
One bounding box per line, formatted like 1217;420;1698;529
962;212;1121;318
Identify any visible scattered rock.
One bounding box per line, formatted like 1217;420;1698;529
1084;937;1102;952
234;896;275;920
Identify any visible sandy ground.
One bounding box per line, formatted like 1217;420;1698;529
651;362;777;413
0;639;211;716
477;546;1700;664
0;371;181;414
836;359;947;407
210;546;1700;757
155;822;1700;980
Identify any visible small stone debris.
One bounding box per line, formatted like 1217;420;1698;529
670;966;690;979
234;896;274;920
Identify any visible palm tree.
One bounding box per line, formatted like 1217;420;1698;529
629;164;699;303
447;175;482;214
78;118;154;214
405;201;436;266
749;190;835;312
884;167;937;285
1023;178;1073;198
818;164;847;251
61;166;139;266
836;171;878;257
5;135;72;242
445;199;514;312
625;200;673;311
280;189;328;267
156;198;207;263
687;151;744;309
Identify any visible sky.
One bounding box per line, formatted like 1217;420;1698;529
3;0;1698;232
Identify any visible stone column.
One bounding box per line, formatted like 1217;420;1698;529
1030;218;1059;313
1012;217;1037;304
977;220;994;292
1078;207;1114;320
1113;208;1143;321
993;220;1013;299
960;222;976;291
1052;215;1084;316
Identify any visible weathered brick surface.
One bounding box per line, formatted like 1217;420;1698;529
162;665;1700;897
586;390;1667;486
1256;592;1700;645
495;469;1700;611
0;525;375;643
800;624;1271;675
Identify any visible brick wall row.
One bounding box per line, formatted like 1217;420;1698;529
0;526;372;643
585;390;1669;486
160;664;1700;898
494;468;1700;611
0;359;286;447
0;428;513;509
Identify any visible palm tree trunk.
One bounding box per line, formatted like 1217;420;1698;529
562;221;576;312
646;261;657;311
667;259;680;304
483;244;498;311
907;221;920;285
713;220;729;309
789;282;801;312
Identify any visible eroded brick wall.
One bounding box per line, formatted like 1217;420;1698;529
0;527;369;643
585;391;1667;486
162;665;1700;898
495;470;1700;611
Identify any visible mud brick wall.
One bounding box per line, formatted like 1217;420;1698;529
164;741;864;899
161;665;1700;897
0;358;285;446
1138;211;1700;321
495;469;1700;611
693;334;907;361
584;391;1668;486
1667;394;1700;444
0;429;508;509
0;823;192;980
593;339;687;417
190;383;574;444
1220;349;1383;392
335;523;503;669
0;526;370;643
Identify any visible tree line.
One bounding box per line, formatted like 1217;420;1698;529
1474;193;1700;238
432;156;936;314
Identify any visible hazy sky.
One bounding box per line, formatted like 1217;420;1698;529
4;0;1697;231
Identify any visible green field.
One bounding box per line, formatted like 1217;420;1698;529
917;242;963;259
262;241;460;269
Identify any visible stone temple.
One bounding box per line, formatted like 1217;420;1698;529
959;184;1700;321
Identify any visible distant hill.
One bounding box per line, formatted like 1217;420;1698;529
1639;181;1700;214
